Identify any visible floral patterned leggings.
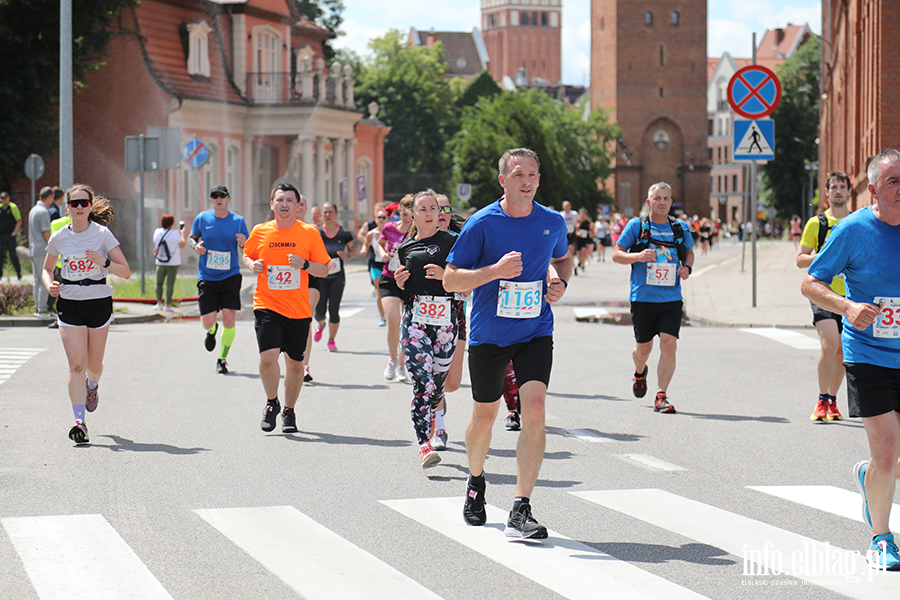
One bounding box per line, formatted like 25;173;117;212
401;300;461;445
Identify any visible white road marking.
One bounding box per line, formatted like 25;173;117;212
382;496;708;600
195;506;442;600
574;488;900;598
338;307;365;319
738;327;820;350
572;307;609;320
1;514;173;600
563;429;616;443
749;485;900;530
0;348;44;386
617;454;686;471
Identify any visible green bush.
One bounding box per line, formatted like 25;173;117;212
0;282;33;315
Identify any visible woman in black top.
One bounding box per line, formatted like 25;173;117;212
394;190;460;469
313;202;355;352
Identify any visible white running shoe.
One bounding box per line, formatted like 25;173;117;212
384;359;396;381
396;363;408;382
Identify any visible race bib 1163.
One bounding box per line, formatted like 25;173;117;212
497;280;541;319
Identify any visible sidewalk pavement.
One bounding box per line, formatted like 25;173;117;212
0;238;814;329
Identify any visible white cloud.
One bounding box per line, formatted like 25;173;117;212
708;19;754;58
333;19;391;56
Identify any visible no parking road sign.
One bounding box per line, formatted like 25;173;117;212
181;138;209;169
727;65;781;119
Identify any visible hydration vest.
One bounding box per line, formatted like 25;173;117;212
629;214;688;265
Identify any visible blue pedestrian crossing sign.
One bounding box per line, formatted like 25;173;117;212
733;119;775;162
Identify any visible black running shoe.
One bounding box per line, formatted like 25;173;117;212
463;475;487;526
216;359;228;374
205;324;218;352
282;408;298;433
261;398;280;432
632;365;648;398
505;411;521;431
504;504;548;539
68;419;89;444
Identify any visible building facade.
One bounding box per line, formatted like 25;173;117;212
591;1;710;217
481;0;562;85
820;0;900;208
14;0;388;259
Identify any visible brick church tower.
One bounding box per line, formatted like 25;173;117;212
591;1;710;217
481;0;562;85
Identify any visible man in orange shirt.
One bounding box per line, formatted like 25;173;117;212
243;183;330;433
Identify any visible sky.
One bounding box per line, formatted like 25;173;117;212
332;0;821;87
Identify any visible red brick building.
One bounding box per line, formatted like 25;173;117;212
13;0;388;259
591;1;710;217
820;0;900;208
481;0;562;85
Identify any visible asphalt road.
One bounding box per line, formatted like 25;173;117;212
0;268;893;600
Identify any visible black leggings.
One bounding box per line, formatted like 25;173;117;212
315;273;345;323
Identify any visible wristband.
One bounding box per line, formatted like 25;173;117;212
302;259;310;271
104;257;111;268
561;279;568;288
685;265;692;274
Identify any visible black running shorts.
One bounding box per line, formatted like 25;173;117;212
57;296;114;328
468;336;553;403
254;309;310;362
198;274;242;315
811;300;843;332
844;362;898;418
630;300;683;344
379;276;403;299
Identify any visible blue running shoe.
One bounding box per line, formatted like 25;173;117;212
868;533;900;571
853;460;872;529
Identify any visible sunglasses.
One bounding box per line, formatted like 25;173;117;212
210;193;228;200
376;215;388;220
67;199;91;208
439;206;452;214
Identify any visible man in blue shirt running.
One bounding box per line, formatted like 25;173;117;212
189;185;249;375
444;147;571;540
613;182;694;414
802;148;900;571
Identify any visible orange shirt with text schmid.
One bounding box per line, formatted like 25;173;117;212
244;220;330;319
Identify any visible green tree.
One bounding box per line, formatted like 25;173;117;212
450;89;619;210
296;0;345;60
457;70;502;108
330;47;364;82
760;36;820;218
354;29;460;193
0;0;137;189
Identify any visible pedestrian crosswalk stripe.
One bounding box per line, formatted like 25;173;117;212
573;489;900;598
194;506;441;600
0;348;44;385
738;328;820;350
1;514;173;600
339;307;364;319
617;454;685;471
749;485;900;531
382;496;708;600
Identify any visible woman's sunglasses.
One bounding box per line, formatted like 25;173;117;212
67;199;91;208
439;206;452;214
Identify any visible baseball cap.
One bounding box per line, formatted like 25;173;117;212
210;185;229;196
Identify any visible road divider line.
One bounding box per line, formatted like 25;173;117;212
195;506;442;600
617;454;685;471
2;514;173;600
382;496;708;600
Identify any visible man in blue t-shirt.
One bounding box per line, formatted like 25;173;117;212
189;185;250;375
802;148;900;570
444;147;571;540
613;182;694;414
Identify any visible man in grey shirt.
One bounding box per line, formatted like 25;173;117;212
29;187;52;318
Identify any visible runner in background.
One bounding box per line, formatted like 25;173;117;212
378;195;414;382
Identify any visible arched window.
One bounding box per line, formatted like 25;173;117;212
645;11;652;26
671;11;680;26
186;20;212;77
226;144;240;205
252;26;282;103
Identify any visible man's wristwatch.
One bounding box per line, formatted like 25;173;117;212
301;259;310;271
104;257;111;268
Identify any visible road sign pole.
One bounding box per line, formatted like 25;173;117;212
751;33;757;308
139;134;146;295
